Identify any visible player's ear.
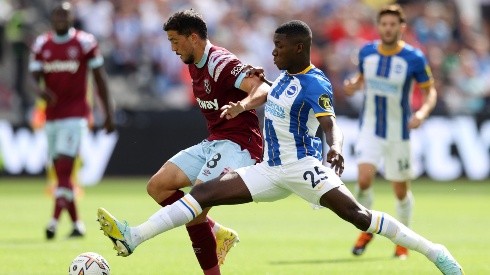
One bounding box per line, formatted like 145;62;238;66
296;43;304;54
400;23;407;34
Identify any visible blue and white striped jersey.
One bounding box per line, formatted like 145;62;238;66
359;40;433;141
263;65;335;166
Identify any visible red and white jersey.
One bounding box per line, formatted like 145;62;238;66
189;42;263;161
29;28;103;120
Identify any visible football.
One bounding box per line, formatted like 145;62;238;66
68;252;110;275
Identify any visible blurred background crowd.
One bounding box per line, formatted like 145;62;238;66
0;0;489;126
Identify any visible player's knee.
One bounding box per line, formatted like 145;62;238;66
146;175;168;199
358;175;372;189
189;183;215;208
345;206;371;231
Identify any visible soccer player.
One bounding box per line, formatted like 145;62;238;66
343;4;438;259
97;20;463;275
29;2;115;239
102;9;269;275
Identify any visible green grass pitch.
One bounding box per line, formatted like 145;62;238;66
0;177;489;274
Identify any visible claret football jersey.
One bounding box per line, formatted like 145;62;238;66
29;28;103;120
263;65;335;166
188;42;263;161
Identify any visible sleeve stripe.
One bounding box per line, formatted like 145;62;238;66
315;112;335;118
418;80;433;88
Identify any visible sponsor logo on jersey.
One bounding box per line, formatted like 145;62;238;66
366;79;398;94
318;94;333;111
196;98;219;110
43;60;80;73
204;79;211;94
265;100;285;119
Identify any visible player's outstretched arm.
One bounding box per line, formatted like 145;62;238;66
92;66;115;133
220;74;269;120
319;115;344;176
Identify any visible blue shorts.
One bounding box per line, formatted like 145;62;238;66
169;139;257;184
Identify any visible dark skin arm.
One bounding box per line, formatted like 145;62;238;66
92;66;115;133
31;71;57;105
318;115;344;176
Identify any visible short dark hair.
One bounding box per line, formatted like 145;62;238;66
163;9;208;39
275;20;312;46
377;4;406;24
51;1;72;15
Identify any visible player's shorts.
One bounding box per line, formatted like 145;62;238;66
236;156;344;205
170;139;256;184
45;117;88;160
355;132;412;181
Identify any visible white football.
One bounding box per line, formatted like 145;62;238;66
68;252;110;275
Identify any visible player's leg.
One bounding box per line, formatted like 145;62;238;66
183;140;255;270
146;145;221;273
97;170;254;256
386;140;414;258
97;162;285;256
320;184;463;274
46;118;87;239
351;134;381;255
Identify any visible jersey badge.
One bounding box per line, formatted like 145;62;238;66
204;78;211;94
285;84;299;98
318;94;332;111
67;46;79;59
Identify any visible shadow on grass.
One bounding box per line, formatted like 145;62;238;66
269;257;389;265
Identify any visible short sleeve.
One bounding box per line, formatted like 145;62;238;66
412;50;433;88
304;76;335;117
208;49;246;89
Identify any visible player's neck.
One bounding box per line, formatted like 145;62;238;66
194;40;209;65
287;60;312;75
378;40;404;56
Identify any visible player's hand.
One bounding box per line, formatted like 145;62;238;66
343;78;358;96
243;65;272;86
103;117;116;133
326;148;344;176
408;112;424;129
40;90;57;105
220;101;246;120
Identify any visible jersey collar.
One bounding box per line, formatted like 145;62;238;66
287;64;315;75
196;40;212;68
377;40;405;56
52;28;76;44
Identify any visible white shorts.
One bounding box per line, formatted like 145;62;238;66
45;117;88;160
236;156;344;205
355;132;412;181
170;139;256;184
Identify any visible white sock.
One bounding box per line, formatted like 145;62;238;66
211;221;221;234
355;185;374;209
74;220;85;232
367;210;438;261
47;219;58;229
131;194;203;246
396;191;414;227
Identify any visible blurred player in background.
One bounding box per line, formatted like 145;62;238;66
343;4;437;259
29;2;115;240
97;20;463;275
99;9;269;275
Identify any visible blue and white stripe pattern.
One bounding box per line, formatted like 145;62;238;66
263;65;335;166
359;41;433;141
